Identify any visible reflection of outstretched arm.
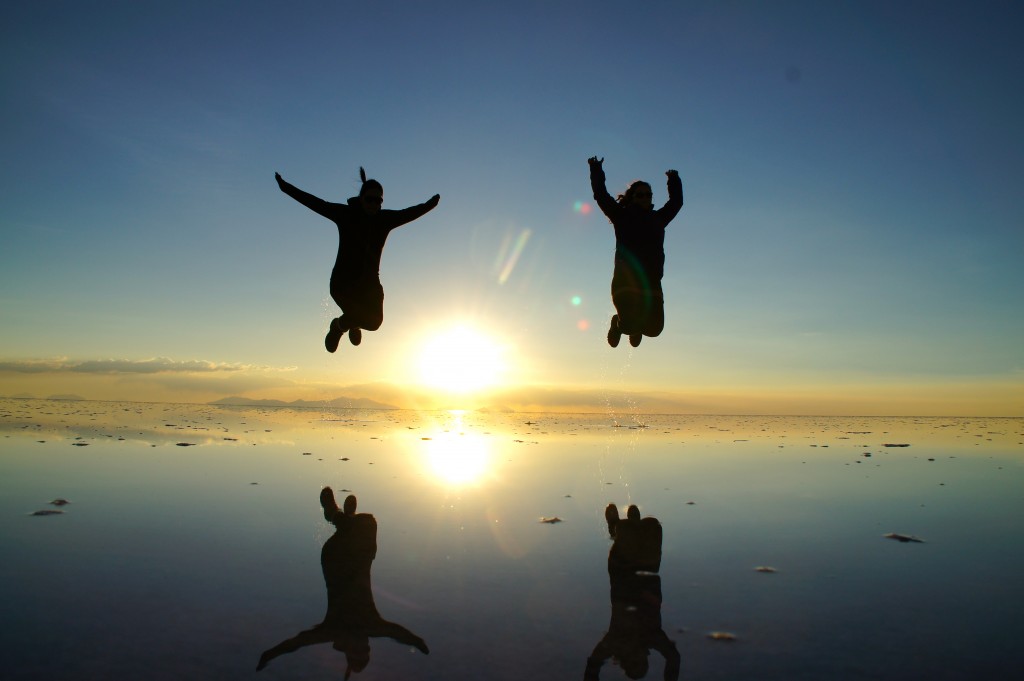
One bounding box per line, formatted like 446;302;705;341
583;637;614;680
588;156;618;219
652;631;681;681
256;625;334;671
275;172;335;219
368;619;430;654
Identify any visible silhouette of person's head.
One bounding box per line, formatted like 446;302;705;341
358;167;384;214
618;181;653;210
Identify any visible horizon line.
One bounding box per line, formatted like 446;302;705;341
2;395;1020;420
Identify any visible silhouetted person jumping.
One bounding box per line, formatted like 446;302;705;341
588;157;683;348
275;168;440;351
257;489;429;676
584;503;680;680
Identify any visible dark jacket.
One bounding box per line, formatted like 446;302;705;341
590;167;683;285
278;178;437;285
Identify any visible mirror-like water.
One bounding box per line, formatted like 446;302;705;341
2;399;1022;680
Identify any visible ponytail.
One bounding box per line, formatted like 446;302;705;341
357;166;383;198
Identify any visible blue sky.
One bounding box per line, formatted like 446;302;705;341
2;1;1022;414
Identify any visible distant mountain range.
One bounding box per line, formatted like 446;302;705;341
209;396;399;410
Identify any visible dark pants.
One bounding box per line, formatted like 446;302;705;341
330;276;384;331
611;267;664;337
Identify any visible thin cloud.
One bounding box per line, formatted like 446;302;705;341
0;358;293;374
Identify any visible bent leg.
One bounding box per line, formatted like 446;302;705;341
642;291;665;337
611;287;647;336
331;278;385;332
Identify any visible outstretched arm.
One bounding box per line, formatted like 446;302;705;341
275;172;335;219
386;193;440;230
657;169;683;223
588;156;618;219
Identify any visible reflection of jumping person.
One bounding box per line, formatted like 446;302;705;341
588;157;683;348
275;169;440;351
584;503;680;681
257;489;429;676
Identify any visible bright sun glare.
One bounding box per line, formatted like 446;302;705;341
422;429;491;486
418;325;506;393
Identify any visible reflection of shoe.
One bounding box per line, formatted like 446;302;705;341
607;315;622;348
325;318;345;353
320;486;339;521
348;327;362;346
629;334;642;347
605;503;620;538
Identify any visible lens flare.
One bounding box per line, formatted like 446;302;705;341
573;201;593;215
571;295;582;306
494;229;531;285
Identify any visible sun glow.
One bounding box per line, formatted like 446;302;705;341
413;412;493;486
422;430;491;485
417;324;507;393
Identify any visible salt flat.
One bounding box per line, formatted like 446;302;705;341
1;399;1022;680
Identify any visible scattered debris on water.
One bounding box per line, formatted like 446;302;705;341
754;566;777;573
31;509;63;516
539;517;563;524
175;442;196;447
707;631;737;641
49;499;70;506
884;532;924;543
883;443;910;448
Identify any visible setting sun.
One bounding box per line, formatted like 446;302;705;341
417;325;507;393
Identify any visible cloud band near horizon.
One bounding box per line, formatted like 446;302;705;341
0;357;294;374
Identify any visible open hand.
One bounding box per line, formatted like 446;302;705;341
666;169;679;177
588;156;604;168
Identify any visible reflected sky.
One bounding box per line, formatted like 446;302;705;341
1;399;1022;680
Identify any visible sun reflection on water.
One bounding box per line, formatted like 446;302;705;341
414;411;494;486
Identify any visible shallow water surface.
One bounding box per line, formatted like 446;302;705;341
1;399;1022;680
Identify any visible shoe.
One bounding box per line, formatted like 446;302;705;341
607;315;622;348
348;327;362;346
629;334;642;347
325;318;345;353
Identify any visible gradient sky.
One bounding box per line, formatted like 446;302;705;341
2;1;1022;415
